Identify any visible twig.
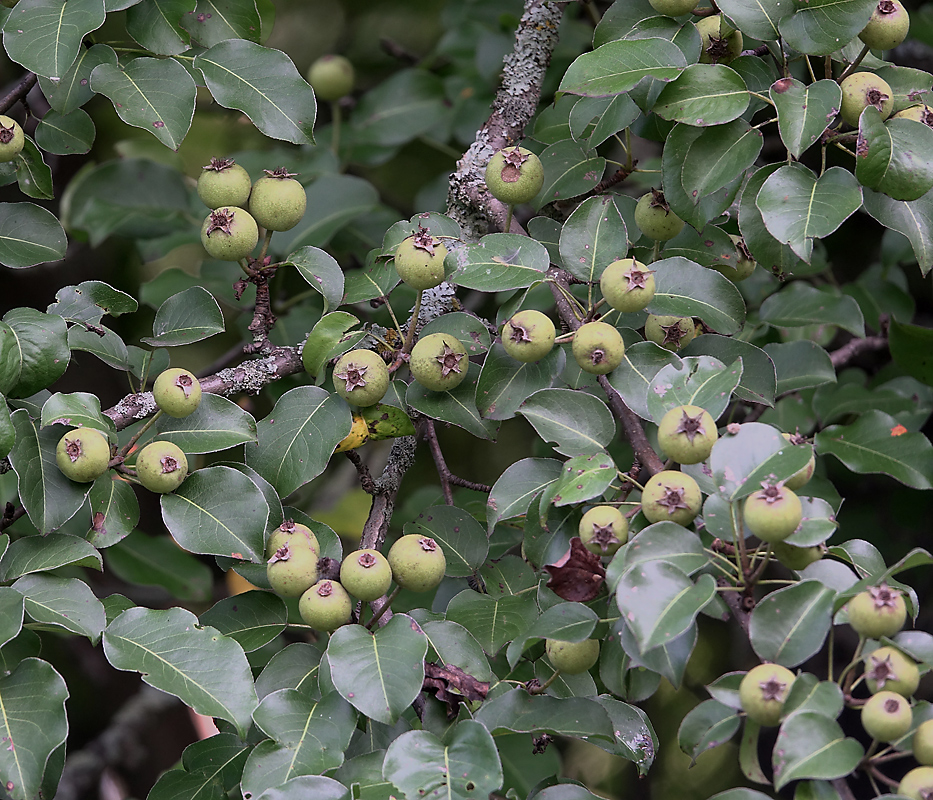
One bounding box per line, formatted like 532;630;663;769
422;420;455;505
0;72;37;115
359;436;418;553
344;450;376;494
830;334;888;369
448;474;492;493
243;262;279;354
0;502;26;531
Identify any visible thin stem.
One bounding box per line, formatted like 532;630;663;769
804;55;817;84
504;204;514;233
650;239;661;264
331;101;342;157
366;586;401;630
401;291;423;356
748;91;776;107
839;44;871;82
527;670;562;695
118;410;163;460
827;624;835;682
423;420;455;505
256;229;274;263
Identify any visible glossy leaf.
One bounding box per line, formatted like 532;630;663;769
772;79;841;159
0;533;101;581
750;582;835;667
549;452;617;507
383;721;502;800
678;699;740;766
780;0;876;56
673;120;763;209
535;140;605;209
518;388;615;457
13;573;106;642
709;421;816;500
772;712;863;790
784;674;844;720
327;614;427;724
756;165;862;262
352;69;446;150
474;688;614;740
0;658;69;800
38;43;117;114
421;621;492;683
86;476;139;548
738;164;802;275
608;342;681;421
856;108;933;201
0;587;24;649
91;58;196;149
559;37;687;97
404;505;488;578
2;0;106;78
764;341;837;394
558;195;627;283
616;522;708;579
255;642;322;700
48;280;137;323
104;606;258;736
15;137;53;200
0;202;67;269
716;0;788;40
285;246;345;313
445;590;537;656
760;282;865;338
40;391;111;432
815;410;933;490
485;457;563;532
863;188;933;275
252;776;348;800
245;386;352;497
647;258;746;335
683;335;776;406
476;342;565;421
646;355;740;423
449;234;549;291
299;311;359;378
180;0;261;47
104;531;213;603
654;64;749;126
156;393;258;453
8;410;89;534
890;320;933;387
406;373;499;440
615;561;716;652
505;602;598;667
125;0;194;56
194;40;316;145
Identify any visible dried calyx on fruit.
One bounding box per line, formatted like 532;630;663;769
864;646;920;696
267;526;319;598
299;579;353;631
56;428;111;483
847;583;908;638
332;349;389;407
861;690;913;742
485;146;544;206
571;321;625;375
0;115;24;162
135;441;188;494
201;207;259;261
249;167;307;232
696;15;743;64
340;549;392;601
394;227;448;291
387;534;446;592
600;258;656;312
410;333;469;392
578;505;628;556
502;309;556;363
743;481;803;543
197;157;251;209
839;72;894;127
859;0;910;50
644;314;696;352
739;663;796;726
634;189;685;241
657;404;718;465
641;470;702;526
153;368;202;418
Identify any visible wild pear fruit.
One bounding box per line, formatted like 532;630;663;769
56;428;111;483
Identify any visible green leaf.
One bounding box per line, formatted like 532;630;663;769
84;477;139;552
446;590;537;656
814;409;933;490
383;721;503;800
772;79;841;159
0;658;69;800
654;64;749;126
678;699;740;766
559;38;687;97
0;533;101;581
125;0;194;56
3;309;69;398
738;164;803;275
404;505;488;578
180;0;261;47
247;690;356;786
38;43;117;114
91;58;196;149
760;282;865;338
645;355;741;423
34;107;95;155
252;776;348;800
67;326;131;372
406;373;499;440
608;342;681;421
749;581;835;667
8;410;89;534
150;734;248;800
784;674;844;719
40;391;111;433
15;137;54;200
449;233;549;291
0;585;23;648
0;322;22;395
105;530;213;603
662;223;737;268
535;140;606;209
420;313;491;356
505;601;598;667
764;341;836;394
141;286;224;346
104;606;258;736
421;621;492;683
616;521;708;578
709;421;816;500
245;386;352;497
890;320;933;387
284;246;345;313
716;0;788;39
476;343;565;421
194;39;316;145
780;0;876;56
162;465;268;562
683;335;776;406
856;108;933;201
862;187;933;276
474;688;614;740
351;69;446;149
648;258;745;334
485;457;563;532
558;195;627;283
772;711;863;790
0;202;67;269
518;388;615;457
2;0;106;78
550;452;617;507
756;165;863;262
300;311;359;378
255;642;322;700
326;613;427;725
13;573;106;642
156;393;258;453
48;280;137;323
615;562;716;653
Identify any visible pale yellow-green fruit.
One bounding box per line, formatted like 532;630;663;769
265;520;320;560
571;321;625;375
644;314;696;351
839;72;894;127
899;767;933;800
545;638;600;674
394;231;448;291
501;310;556;363
912;720;933;766
847;583;907;639
657;404;718;465
332;349;390;407
641;470;702;527
299;579;353;631
307;54;355;101
201;207;259;261
56;428;111;483
781;432;816;490
135;441;188;493
743;483;803;543
267;530;319;598
340;549;393;602
197;157;251;209
739;664;796;726
0;115;24;162
485;147;544;205
578;505;628;556
410;333;469;392
861;690;913;742
600;258;656;312
387;534;446;592
696;15;743;64
249;169;307;232
153;368;202;418
864;646;920;696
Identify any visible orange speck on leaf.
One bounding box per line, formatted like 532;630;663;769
891;424;908;436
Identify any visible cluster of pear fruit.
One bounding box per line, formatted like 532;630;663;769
264;520;446;632
55;368;200;493
738;581;933;800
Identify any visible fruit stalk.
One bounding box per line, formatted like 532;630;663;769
365;585;400;629
116;409;163;462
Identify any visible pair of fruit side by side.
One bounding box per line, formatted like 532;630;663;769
198;161;308;261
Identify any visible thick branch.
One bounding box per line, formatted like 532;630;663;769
359;436;418;552
446;0;569;240
0;72;37;115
